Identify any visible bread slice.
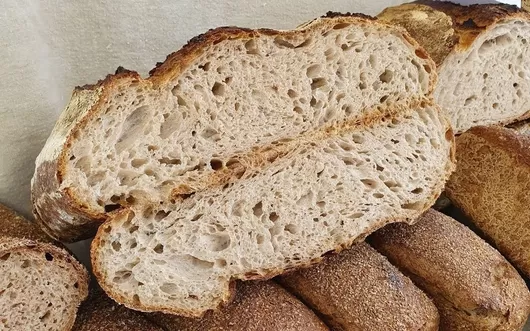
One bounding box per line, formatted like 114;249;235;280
0;204;89;331
378;1;530;134
90;99;454;316
446;125;530;279
32;13;441;243
370;209;530;330
73;287;162;331
148;281;328;331
278;242;439;331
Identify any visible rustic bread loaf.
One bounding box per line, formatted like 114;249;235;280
149;281;328;331
446;125;530;279
73;287;162;331
31;13;446;243
0;204;89;331
278;242;439;331
378;1;530;133
370;209;530;330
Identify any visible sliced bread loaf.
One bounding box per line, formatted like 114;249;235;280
278;242;439;331
149;281;328;331
0;204;89;331
73;287;162;331
446;125;530;278
32;13;442;243
370;209;530;330
378;1;530;133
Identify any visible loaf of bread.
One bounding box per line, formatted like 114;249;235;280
149;281;328;331
378;1;530;133
28;13;454;316
0;204;89;331
370;209;530;330
278;242;439;331
73;287;162;331
446;125;530;279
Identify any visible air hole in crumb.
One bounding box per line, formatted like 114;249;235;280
492;103;499;109
361;179;378;189
244;39;259;54
212;82;225;96
131;159;148;168
253;201;263;217
285;224;299;234
273;36;295;48
0;253;10;261
104;204;120;212
269;212;279;222
159;157;181;165
287;89;298;98
373;192;384;199
411;188;423;194
112;241;121;252
154;244;164;254
133;295;140;304
45;253;53;261
293;106;303;114
155;210;170;221
191;214;203;222
306;64;322;78
379;69;393;83
40;311;51;321
333;22;350;30
198;62;211;71
210;159;223;170
311;78;326;90
402;201;423;210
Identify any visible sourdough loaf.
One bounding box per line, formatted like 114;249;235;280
73;287;162;331
0;204;89;331
378;1;530;133
278;242;439;331
31;13;454;315
370;209;530;330
149;281;328;331
446;125;530;279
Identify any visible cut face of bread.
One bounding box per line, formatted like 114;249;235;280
436;20;530;132
32;14;437;242
92;101;453;316
378;2;530;133
0;238;88;331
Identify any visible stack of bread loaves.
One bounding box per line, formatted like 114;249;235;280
1;1;525;330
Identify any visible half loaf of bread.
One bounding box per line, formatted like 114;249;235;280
0;204;89;331
378;1;530;133
31;13;454;315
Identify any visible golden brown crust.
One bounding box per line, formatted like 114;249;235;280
370;209;530;330
378;1;530;67
278;243;439;331
73;287;162;331
446;125;530;279
148;281;328;331
32;13;438;243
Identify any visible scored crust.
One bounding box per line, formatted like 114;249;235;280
31;12;437;243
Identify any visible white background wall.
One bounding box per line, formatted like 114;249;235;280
0;0;521;217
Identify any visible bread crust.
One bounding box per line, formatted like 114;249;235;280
148;281;328;331
73;287;163;331
378;1;530;67
32;13;438;243
370;209;530;330
278;243;439;331
446;125;530;278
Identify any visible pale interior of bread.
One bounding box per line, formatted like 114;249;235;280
0;249;82;330
94;103;452;314
435;19;530;133
63;20;432;213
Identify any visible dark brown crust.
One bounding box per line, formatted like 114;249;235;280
370;209;530;330
73;287;163;331
446;125;530;278
0;237;89;331
278;243;439;331
0;203;53;243
378;0;530;66
148;281;328;331
32;13;438;244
